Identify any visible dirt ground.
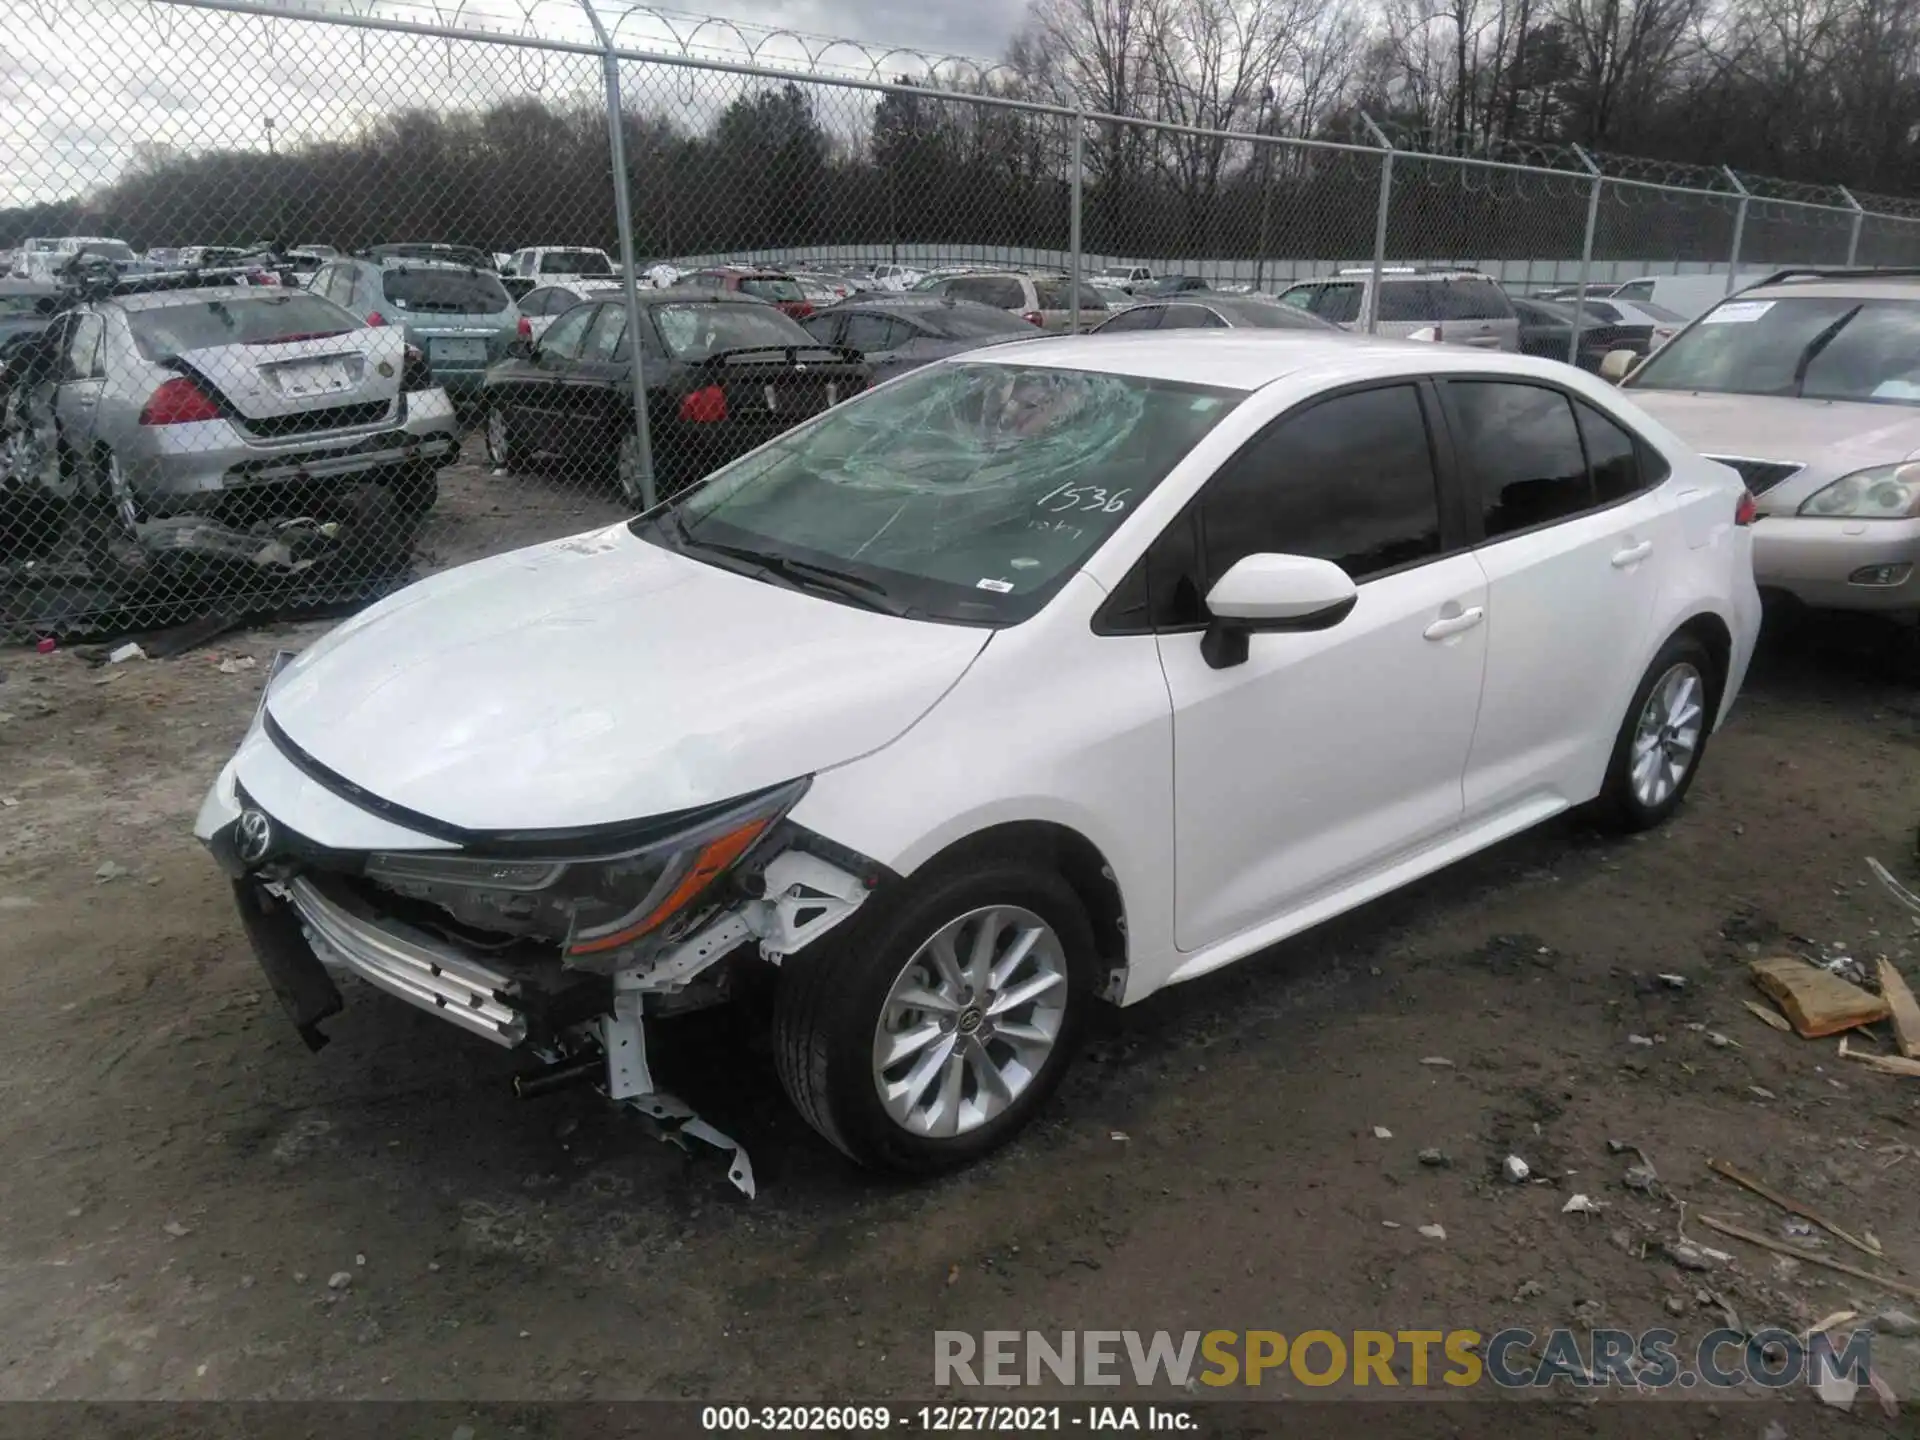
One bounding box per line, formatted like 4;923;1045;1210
2;456;1918;1419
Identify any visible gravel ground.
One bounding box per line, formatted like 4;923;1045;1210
1;457;1918;1421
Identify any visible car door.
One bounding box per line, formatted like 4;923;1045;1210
51;311;106;450
1440;379;1674;818
1156;381;1491;951
513;302;597;450
552;303;628;464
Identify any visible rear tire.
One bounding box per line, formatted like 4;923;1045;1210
1594;632;1717;832
772;858;1096;1175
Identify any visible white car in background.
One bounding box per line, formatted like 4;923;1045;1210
197;334;1758;1176
512;277;626;342
504;246;617;283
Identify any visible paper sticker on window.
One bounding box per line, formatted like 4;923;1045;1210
1701;300;1774;325
975;578;1015;593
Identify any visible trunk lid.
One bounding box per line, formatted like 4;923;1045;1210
174;326;402;422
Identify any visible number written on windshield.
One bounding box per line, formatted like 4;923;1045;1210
1037;483;1131;514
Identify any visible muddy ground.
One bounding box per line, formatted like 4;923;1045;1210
1;453;1918;1423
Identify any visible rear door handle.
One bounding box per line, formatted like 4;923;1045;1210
1423;606;1486;641
1611;540;1654;568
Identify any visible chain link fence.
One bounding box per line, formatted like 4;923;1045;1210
8;0;1920;641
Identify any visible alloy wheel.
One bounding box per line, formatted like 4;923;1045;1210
871;905;1068;1139
1630;661;1705;810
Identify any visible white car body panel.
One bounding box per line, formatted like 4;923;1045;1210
258;524;991;831
199;332;1760;1027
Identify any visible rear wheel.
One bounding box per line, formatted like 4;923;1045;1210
483;403;522;470
772;860;1095;1174
1595;633;1716;831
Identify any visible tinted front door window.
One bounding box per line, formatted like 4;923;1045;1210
1197;384;1443;585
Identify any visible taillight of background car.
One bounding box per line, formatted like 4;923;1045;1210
1735;490;1758;526
366;311;387;327
139;376;221;425
516;315;532;340
680;385;728;423
1021;310;1043;327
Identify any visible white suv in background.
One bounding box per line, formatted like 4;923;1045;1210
1279;267;1521;350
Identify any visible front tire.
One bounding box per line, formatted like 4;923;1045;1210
1595;633;1716;831
773;860;1096;1174
483;402;522;470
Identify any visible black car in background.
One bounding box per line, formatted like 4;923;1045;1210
1091;294;1341;333
1509;295;1666;371
802;294;1035;381
480;287;871;500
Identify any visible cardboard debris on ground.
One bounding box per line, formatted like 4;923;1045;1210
1749;955;1890;1038
1877;957;1920;1059
1742;999;1793;1033
1839;1035;1920;1078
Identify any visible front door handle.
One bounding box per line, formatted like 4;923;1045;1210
1423;606;1486;641
1611;539;1654;568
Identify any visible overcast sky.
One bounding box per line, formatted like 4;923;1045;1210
2;0;1033;211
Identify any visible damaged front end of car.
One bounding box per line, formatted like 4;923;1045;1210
198;657;884;1193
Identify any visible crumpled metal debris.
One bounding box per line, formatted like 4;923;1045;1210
628;1092;756;1198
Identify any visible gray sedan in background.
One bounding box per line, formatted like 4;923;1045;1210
11;283;457;524
1091;293;1342;333
802;294;1036;380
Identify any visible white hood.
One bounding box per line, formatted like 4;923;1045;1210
263;524;991;832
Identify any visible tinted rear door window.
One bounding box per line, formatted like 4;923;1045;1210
1158;305;1225;330
1099;306;1163;332
1196;384;1444;585
1448;381;1594;537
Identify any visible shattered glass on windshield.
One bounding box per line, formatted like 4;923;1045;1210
663;362;1241;624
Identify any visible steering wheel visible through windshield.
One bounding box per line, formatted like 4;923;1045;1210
1630;296;1920;404
642;361;1242;626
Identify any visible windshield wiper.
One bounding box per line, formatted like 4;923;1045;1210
1791;304;1862;396
676;531;909;616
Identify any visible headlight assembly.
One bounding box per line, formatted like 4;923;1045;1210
1798;463;1920;518
364;777;807;966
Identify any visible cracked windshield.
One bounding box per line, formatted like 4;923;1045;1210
657;362;1241;623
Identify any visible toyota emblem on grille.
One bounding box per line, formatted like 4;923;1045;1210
235;809;274;866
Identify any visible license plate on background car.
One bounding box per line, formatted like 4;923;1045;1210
271;359;352;397
430;338;487;366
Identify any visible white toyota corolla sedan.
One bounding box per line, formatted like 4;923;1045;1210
196;333;1762;1176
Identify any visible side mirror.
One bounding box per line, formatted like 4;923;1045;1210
1599;349;1639;383
1201;553;1358;669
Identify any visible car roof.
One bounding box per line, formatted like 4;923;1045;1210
822;293;990;310
628;285;774;307
1743;273;1920;302
373;257;498;273
959;330;1577;391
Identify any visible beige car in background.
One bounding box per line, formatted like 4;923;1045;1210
1616;268;1920;622
919;270;1110;332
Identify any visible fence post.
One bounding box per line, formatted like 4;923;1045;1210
1839;185;1864;267
580;0;656;510
1069;113;1084;333
1361;112;1393;336
1722;166;1750;298
1568;145;1603;367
